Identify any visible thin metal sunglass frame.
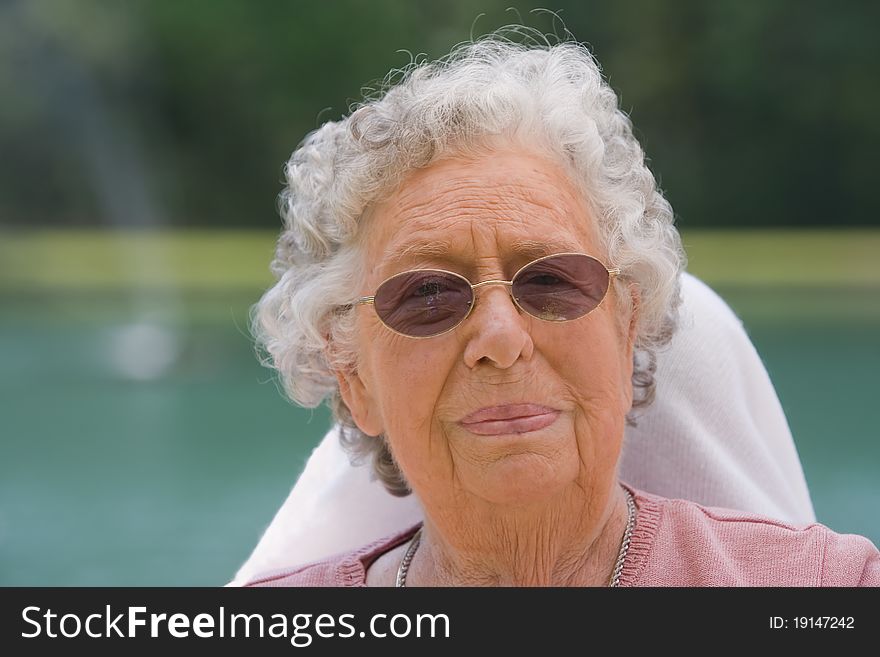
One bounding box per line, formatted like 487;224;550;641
351;252;621;339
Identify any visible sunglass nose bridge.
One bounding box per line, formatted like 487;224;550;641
466;278;522;317
470;279;513;291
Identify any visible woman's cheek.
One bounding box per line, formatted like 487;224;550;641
379;344;452;427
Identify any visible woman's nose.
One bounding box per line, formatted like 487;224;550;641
462;284;534;369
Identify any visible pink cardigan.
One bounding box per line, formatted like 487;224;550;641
244;486;880;587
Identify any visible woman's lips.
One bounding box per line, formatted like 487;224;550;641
459;404;560;436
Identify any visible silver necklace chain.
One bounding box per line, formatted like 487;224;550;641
396;487;636;587
609;487;636;587
395;526;421;587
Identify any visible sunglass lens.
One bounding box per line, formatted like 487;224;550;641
373;270;473;337
512;254;610;321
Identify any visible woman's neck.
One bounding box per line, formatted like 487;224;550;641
404;482;631;587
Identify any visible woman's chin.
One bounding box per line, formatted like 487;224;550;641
466;452;578;507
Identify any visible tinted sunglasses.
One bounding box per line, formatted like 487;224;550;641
353;252;620;338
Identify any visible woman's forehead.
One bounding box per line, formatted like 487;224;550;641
363;149;600;269
388;149;585;213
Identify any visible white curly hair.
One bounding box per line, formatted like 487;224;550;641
253;29;685;495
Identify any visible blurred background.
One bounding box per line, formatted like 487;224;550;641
1;0;877;585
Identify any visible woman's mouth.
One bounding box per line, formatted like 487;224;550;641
458;404;560;436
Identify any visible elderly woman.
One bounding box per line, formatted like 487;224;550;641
231;269;818;584
246;35;879;586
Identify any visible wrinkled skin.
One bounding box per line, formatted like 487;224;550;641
336;148;638;586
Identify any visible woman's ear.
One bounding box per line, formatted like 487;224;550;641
627;284;641;348
328;345;385;438
614;282;640;353
620;284;641;410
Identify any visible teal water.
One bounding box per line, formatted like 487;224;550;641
1;288;877;585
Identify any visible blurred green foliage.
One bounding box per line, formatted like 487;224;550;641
1;0;878;229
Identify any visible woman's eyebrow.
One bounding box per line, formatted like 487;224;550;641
506;239;581;261
377;240;466;273
390;240;459;267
